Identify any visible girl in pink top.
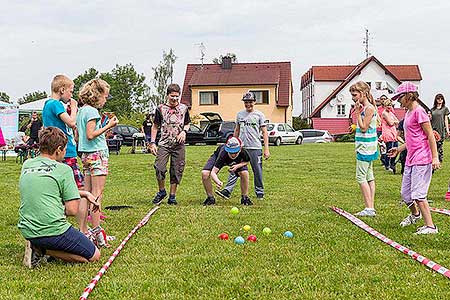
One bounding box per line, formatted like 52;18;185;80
389;82;440;235
381;99;399;172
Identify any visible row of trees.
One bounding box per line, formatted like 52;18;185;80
0;49;178;118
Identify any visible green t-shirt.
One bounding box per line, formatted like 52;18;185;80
76;105;108;152
17;156;80;239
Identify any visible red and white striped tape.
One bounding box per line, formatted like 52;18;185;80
331;206;450;279
80;206;160;300
430;207;450;216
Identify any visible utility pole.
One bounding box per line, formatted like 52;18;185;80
196;42;206;69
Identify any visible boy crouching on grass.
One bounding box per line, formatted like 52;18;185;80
18;127;101;268
201;137;253;206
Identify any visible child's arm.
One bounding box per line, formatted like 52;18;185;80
229;161;248;173
86;116;118;140
59;99;78;129
210;167;223;187
383;111;396;126
421;121;440;169
355;105;374;133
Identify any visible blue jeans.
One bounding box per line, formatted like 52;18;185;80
29;226;96;260
383;141;398;170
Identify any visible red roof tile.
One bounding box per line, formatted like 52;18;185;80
385;65;422;81
181;62;292;107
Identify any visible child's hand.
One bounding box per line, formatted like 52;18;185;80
108;116;119;128
432;157;441;170
86;193;100;213
149;143;157;156
229;165;238;172
214;180;223;188
69;98;78;111
387;147;398;157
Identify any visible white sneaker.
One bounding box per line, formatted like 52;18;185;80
355;208;376;217
414;225;438;235
399;213;422;227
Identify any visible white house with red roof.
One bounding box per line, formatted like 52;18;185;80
300;56;423;135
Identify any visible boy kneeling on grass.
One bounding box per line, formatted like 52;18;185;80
201;137;252;206
18;127;101;268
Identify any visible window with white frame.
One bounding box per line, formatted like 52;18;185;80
199;91;218;105
337;104;346;116
249;90;269;104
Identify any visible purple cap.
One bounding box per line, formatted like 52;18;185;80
392;82;418;100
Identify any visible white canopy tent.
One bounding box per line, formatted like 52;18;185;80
18;98;47;113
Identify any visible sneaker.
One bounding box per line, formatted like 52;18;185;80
152;190;167;205
84;229;97;245
168;195;178;205
203;196;216;206
241;196;253;206
215;189;231;200
23;241;44;268
445;192;450;201
415;225;438;235
355;208;376;217
256;195;264;200
93;226;111;248
387;168;394;174
399;213;422;227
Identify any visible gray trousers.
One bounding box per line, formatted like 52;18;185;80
224;148;264;197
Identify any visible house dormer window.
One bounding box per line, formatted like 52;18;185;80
249;90;269;104
199;91;219;105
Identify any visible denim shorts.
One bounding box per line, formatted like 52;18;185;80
29;226;96;260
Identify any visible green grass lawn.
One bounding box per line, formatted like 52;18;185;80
2;143;450;299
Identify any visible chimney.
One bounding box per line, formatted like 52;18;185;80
221;56;232;69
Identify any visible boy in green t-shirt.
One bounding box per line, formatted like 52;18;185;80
18;127;101;268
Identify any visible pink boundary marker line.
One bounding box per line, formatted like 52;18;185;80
80;206;160;300
430;207;450;216
331;206;450;279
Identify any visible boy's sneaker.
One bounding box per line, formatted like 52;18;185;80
23;241;44;268
152;190;167;205
399;213;422;227
445;192;450;201
355;208;376;217
93;226;110;248
256;195;264;200
84;229;97;245
167;195;178;205
241;196;253;206
215;189;231;200
414;225;438;235
203;196;216;206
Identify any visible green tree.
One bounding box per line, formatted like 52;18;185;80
152;49;177;105
18;91;48;105
73;68;99;99
292;116;311;130
212;53;238;64
0;91;10;103
100;63;149;116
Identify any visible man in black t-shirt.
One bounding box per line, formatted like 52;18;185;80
141;113;153;143
27;112;43;145
201;137;252;206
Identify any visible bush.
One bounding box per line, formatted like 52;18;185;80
292;117;311;130
335;133;355;142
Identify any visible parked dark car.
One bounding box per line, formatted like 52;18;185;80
111;125;140;146
200;112;236;144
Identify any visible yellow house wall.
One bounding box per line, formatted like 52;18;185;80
189;85;291;124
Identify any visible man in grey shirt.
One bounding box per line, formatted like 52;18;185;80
216;92;270;204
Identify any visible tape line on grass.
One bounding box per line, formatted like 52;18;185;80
80;206;160;300
430;207;450;216
331;206;450;279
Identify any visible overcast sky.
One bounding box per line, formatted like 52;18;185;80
1;0;449;115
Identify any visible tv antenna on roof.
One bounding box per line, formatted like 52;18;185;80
363;28;372;58
195;42;206;68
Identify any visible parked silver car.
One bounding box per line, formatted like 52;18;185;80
298;129;334;143
266;123;303;146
